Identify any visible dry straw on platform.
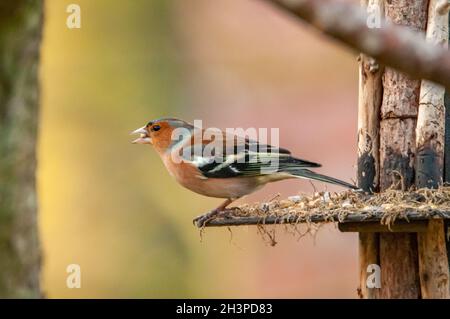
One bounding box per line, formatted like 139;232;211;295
199;186;450;245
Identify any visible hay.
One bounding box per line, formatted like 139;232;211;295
204;186;450;227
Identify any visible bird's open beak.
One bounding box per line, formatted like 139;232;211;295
131;126;152;144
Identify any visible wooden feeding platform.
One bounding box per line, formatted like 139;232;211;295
198;188;450;233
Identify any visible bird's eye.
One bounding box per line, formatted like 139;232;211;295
152;125;161;132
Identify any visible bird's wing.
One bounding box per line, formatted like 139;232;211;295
198;152;321;178
178;133;321;178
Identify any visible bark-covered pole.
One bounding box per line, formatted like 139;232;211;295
416;1;448;189
378;0;429;299
357;0;383;300
0;1;43;297
445;8;450;288
416;0;450;298
357;0;383;194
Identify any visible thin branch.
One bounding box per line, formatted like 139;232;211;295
263;0;450;90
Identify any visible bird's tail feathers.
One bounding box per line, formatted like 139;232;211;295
285;169;359;190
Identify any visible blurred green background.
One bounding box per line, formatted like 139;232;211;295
39;0;359;298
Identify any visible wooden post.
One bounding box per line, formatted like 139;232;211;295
357;0;383;299
418;221;449;297
357;0;383;194
358;233;379;298
442;5;450;292
416;0;448;189
446;220;450;280
416;0;450;299
378;0;429;299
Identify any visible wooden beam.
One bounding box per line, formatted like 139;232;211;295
416;0;450;299
201;210;450;227
339;221;428;233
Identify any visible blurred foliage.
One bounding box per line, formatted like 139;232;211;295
40;0;359;298
40;0;193;298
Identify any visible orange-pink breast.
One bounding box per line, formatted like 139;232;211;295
161;156;267;198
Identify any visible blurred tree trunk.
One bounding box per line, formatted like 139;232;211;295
0;0;43;297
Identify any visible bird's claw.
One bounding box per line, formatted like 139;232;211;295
193;209;220;228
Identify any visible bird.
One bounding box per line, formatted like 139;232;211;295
131;118;358;226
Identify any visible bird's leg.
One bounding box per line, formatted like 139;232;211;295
193;198;235;227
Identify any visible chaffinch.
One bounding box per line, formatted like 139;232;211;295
132;118;357;226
